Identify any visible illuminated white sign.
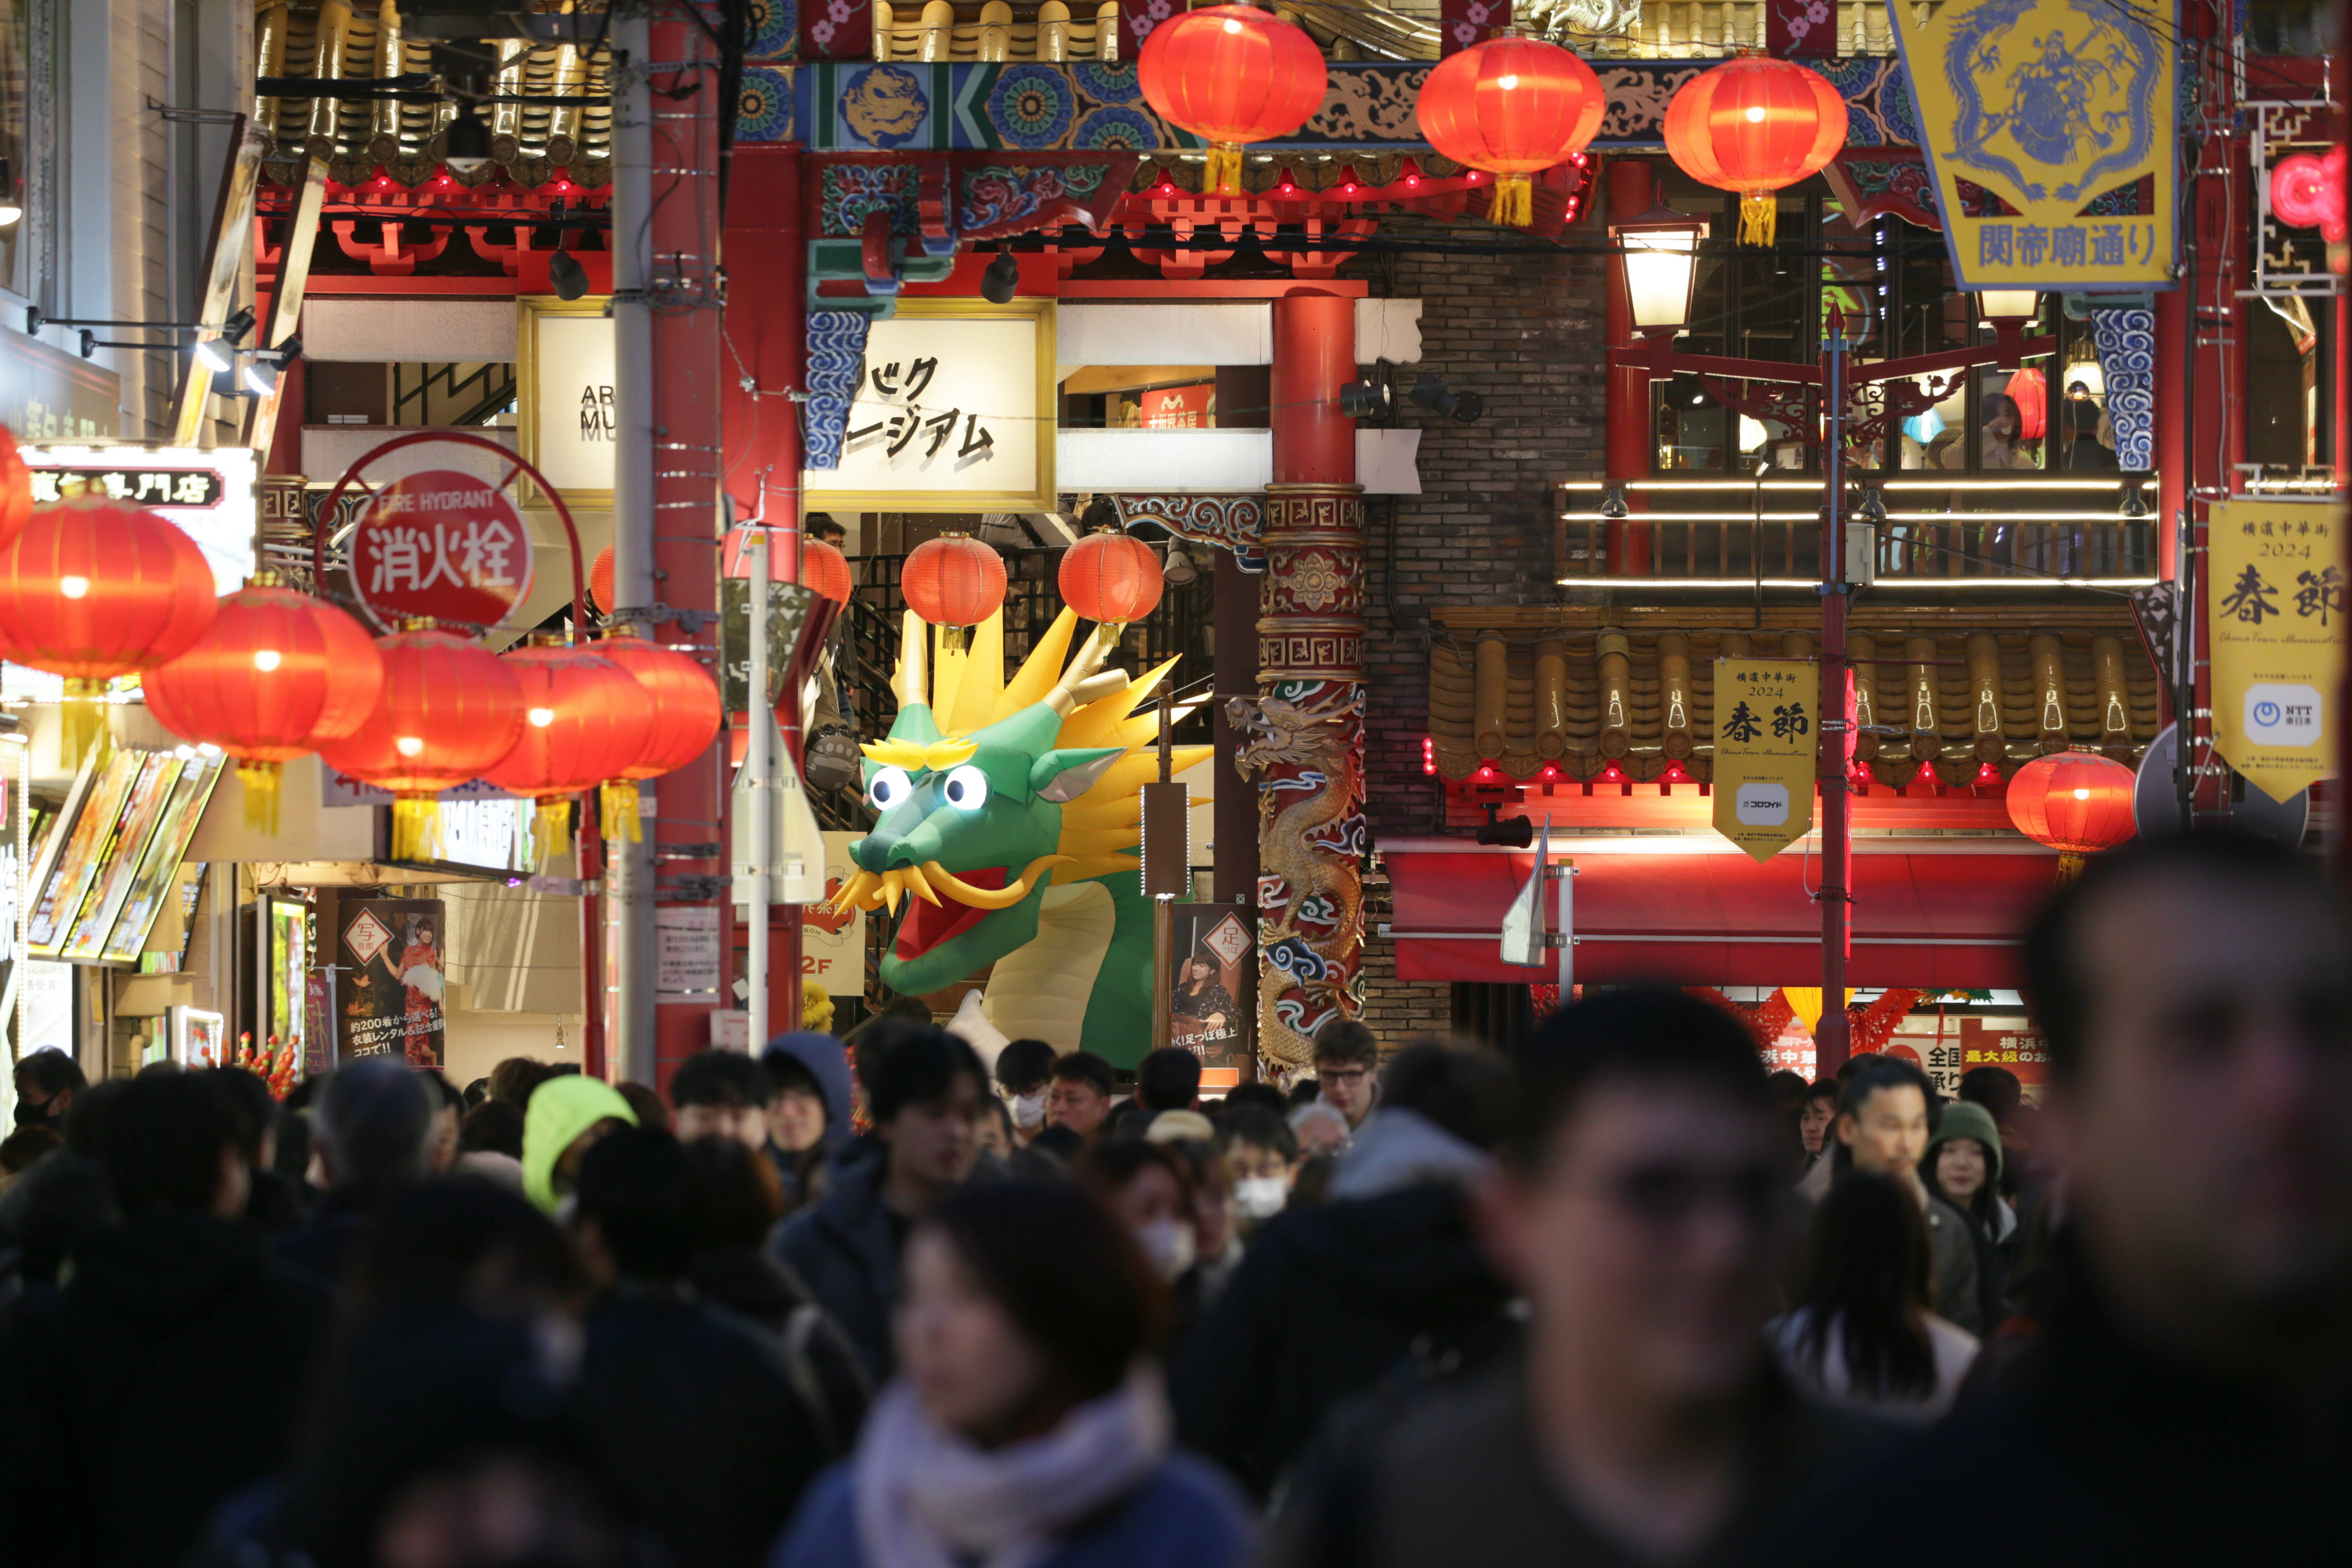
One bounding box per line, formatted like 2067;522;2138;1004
21;444;259;593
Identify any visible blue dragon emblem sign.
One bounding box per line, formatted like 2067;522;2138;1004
1891;0;2176;289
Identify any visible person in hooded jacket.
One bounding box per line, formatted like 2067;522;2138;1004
520;1073;639;1215
765;1031;857;1214
0;1071;334;1568
1922;1098;2023;1330
1169;1043;1517;1500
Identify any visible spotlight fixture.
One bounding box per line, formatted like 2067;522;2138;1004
1162;541;1199;586
194;336;235;374
241;358;279;397
980;242;1019;305
1598;486;1630;520
1338;376;1390;420
442;103;494;174
1408;372;1482;424
548;242;589;301
2122;481;2148;519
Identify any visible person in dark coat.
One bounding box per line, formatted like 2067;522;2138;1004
273;1057;437;1285
1171;1044;1517;1499
772;1027;988;1385
572;1125;838;1568
1829;1055;1984;1335
0;1070;334;1568
207;1066;309;1235
1781;833;2352;1565
763;1031;856;1214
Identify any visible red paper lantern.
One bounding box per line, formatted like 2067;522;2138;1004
1059;528;1165;627
481;639;657;862
901;534;1007;629
593;633;723;840
590;545;615;614
2004;749;2136;882
1414;37;1603;228
1139;5;1328;194
317;628;527;860
1662;57;1847;245
0;426;30;554
144;579;385;830
803;538;853;605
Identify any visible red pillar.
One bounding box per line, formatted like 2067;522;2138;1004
1605;158;1656;576
2155;287;2187;582
1270;294;1357;483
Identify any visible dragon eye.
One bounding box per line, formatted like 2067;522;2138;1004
867;766;913;811
942;764;990;810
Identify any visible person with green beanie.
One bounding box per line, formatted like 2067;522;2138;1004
1922;1098;2018;1329
521;1074;639;1214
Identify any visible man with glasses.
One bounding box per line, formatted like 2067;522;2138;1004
1267;990;1860;1566
1312;1020;1381;1132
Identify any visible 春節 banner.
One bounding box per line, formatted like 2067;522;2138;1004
2208;501;2342;805
1713;660;1819;862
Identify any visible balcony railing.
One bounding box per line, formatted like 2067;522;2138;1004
1557;478;2161;588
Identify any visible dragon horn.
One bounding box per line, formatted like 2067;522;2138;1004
891;608;929;712
1043;622;1121;717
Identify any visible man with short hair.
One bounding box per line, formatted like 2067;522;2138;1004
1268;991;1857;1565
1827;1054;1981;1333
1138;1045;1204;1113
1793;833;2352;1564
11;1047;85;1132
0;1072;334;1568
773;1026;987;1382
671;1048;773;1150
1313;1019;1381;1131
994;1037;1057;1146
1045;1049;1117;1141
276;1057;439;1284
573;1126;836;1568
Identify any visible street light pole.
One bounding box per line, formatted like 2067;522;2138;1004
1816;311;1854;1074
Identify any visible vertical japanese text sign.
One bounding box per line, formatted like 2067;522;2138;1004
2208;501;2343;804
1890;0;2177;289
1713;660;1819;861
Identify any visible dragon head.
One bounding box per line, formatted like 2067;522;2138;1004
833;606;1209;995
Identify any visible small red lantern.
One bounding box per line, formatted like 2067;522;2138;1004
594;633;723;841
590;544;615;614
803;538;853;605
0;498;219;756
1139;5;1328;194
317;627;528;861
1662;57;1847;245
1058;528;1165;628
144;578;385;831
1415;37;1603;228
902;534;1007;633
2004;749;2136;883
0;426;31;554
481;639;657;863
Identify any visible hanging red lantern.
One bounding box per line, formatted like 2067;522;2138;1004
480;639;657;863
1059;528;1165;628
0;498;219;756
144;577;385;831
1139;5;1328;195
1661;56;1847;246
803;538;853;605
316;627;528;861
594;633;723;841
902;534;1007;632
1414;37;1603;228
589;544;615;614
2004;749;2136;883
0;426;31;554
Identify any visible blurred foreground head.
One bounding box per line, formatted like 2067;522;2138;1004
2024;830;2352;1372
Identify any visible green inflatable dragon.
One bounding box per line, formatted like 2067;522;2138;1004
828;606;1209;1066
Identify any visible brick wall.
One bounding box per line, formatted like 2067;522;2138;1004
1341;216;1609;1038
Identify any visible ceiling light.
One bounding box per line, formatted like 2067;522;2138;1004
980;242;1019;305
548;244;589;302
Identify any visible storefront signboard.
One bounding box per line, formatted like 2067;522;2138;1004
517;295;617;508
1711;659;1818;861
1154;902;1255;1091
20;444;258;592
348;468;537;632
806;830;869;999
2208;500;2341;804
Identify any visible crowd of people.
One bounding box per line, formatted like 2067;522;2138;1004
1;829;2348;1565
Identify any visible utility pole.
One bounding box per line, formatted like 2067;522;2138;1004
1816;311;1854;1073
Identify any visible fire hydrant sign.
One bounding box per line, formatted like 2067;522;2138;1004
2209;501;2342;804
1713;660;1818;862
350;470;534;632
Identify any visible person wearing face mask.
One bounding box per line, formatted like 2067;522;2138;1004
768;1179;1254;1568
1217;1107;1300;1229
994;1039;1057;1148
11;1048;84;1132
1159;1137;1245;1308
1078;1140;1204;1348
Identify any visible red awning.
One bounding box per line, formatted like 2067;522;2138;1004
1382;837;2057;989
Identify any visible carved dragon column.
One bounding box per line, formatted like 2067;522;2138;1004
1238;292;1367;1075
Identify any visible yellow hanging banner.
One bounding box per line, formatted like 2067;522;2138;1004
1713;660;1819;862
1890;0;2176;290
2208;502;2343;805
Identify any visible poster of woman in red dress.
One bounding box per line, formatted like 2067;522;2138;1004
396;915;445;1067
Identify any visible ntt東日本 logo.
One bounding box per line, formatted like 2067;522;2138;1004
2244;682;2323;747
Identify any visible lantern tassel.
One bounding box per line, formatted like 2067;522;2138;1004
59;678;108;768
600;780;643;844
1739;192;1776;247
1204;142;1243;196
392;796;441;862
2054;850;2087;887
532;799;573;867
1490;175;1534;228
238;760;283;836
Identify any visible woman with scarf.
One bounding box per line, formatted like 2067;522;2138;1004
769;1179;1254;1568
